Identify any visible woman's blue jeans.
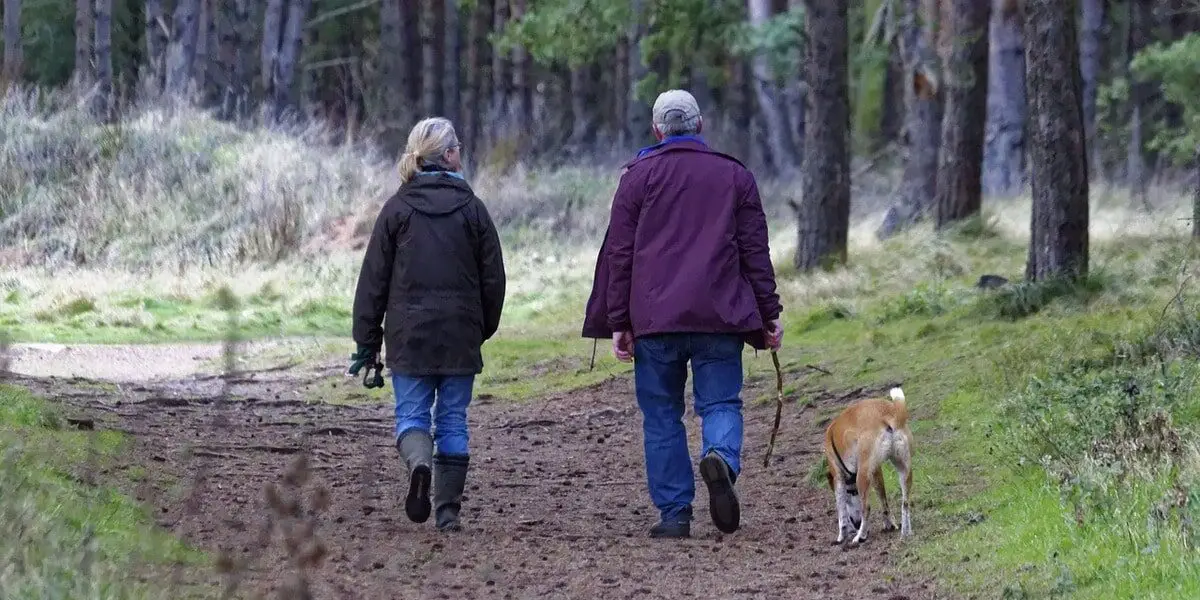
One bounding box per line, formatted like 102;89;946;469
392;373;475;456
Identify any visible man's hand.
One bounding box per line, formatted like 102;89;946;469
612;331;634;362
764;318;783;351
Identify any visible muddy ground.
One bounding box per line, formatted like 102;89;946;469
10;357;946;600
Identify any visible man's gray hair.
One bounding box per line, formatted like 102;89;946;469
652;89;702;137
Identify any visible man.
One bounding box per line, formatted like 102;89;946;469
581;89;783;539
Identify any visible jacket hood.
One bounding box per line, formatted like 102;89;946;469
401;172;474;215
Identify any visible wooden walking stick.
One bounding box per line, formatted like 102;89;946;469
762;349;785;468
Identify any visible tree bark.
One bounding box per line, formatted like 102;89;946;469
270;0;311;121
216;0;251;120
93;0;113;122
748;0;800;172
1024;0;1088;282
261;0;285;98
164;0;201;97
1078;0;1105;178
934;0;990;230
877;0;941;239
796;0;850;271
879;37;904;148
444;0;461;128
491;0;509;131
420;0;444;118
2;0;22;84
195;0;212;100
626;0;650;146
1194;147;1200;238
74;0;93;86
570;65;599;147
401;0;421;114
143;0;168;95
982;0;1025;197
379;0;406;142
510;0;531;134
1127;0;1153;209
462;0;490;155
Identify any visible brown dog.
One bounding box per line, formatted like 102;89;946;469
822;386;913;545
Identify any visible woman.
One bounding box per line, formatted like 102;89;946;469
348;117;506;532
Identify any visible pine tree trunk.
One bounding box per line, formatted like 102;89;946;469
879;38;903;148
462;0;490;155
510;0;530;134
74;0;93;86
1078;0;1105;178
271;0;311;122
3;0;23;84
729;59;753;163
934;0;990;230
796;0;850;271
216;0;251;119
614;40;628;146
195;0;212;101
748;0;799;172
1193;148;1200;238
379;0;404;139
1024;0;1088;282
444;0;461;128
982;0;1025;197
93;0;113;121
401;0;421;114
490;0;509;133
877;0;941;239
419;0;444;118
164;0;201;97
626;0;650;146
570;65;599;147
261;0;285;100
1127;0;1152;209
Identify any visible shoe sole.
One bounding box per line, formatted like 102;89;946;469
699;454;740;534
405;465;432;523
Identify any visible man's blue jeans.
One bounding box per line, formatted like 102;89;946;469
393;373;475;456
632;333;744;523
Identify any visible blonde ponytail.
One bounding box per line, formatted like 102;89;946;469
398;151;421;185
397;117;461;185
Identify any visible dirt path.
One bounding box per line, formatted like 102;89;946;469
12;365;944;600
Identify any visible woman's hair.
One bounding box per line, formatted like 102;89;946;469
398;117;460;185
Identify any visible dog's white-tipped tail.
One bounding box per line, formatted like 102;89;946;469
889;387;905;403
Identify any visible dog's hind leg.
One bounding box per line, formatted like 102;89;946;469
898;460;913;538
834;480;848;544
874;466;896;532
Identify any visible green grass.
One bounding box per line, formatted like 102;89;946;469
753;231;1200;599
0;385;208;598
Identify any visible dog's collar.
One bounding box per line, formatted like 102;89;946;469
829;433;858;494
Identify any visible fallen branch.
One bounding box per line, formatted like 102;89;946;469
804;364;833;375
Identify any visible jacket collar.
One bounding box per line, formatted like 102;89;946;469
635;134;707;159
417;163;466;180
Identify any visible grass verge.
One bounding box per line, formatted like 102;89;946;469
0;384;207;598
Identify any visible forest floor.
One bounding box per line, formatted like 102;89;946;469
6;343;936;600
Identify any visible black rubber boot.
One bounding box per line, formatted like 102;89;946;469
649;506;693;539
397;429;434;523
433;453;470;532
699;451;740;534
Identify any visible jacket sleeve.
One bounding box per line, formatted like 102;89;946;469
605;168;643;333
475;199;506;341
351;200;400;351
734;169;783;322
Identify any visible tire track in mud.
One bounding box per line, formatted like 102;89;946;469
15;370;946;600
